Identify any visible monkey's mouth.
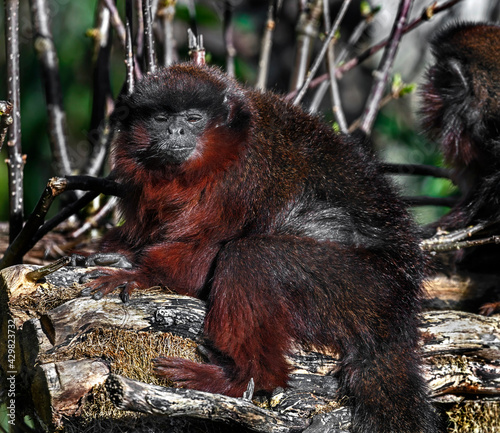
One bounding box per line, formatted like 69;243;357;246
140;142;196;166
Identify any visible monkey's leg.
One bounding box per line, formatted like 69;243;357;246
154;235;438;431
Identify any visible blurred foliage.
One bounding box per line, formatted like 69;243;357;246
0;1;451;226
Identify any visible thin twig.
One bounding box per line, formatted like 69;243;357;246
125;0;136;95
293;0;463;100
135;0;145;59
103;0;143;80
5;0;24;245
143;0;157;73
323;0;348;133
30;0;73;177
289;0;322;92
157;0;177;66
359;0;413;134
256;0;282;90
86;0;113;177
223;0;236;76
309;6;376;114
403;195;458;207
382;163;451;179
292;0;352;105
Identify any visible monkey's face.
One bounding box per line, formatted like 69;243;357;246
111;64;251;179
139;109;209;166
421;23;500;167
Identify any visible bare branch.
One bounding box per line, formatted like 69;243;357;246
323;0;348;133
157;0;178;66
30;0;73;176
308;5;377;114
292;0;352;106
298;0;463;99
359;0;414;134
125;0;136;95
0;176;123;269
85;0;114;177
289;0;322;92
5;0;24;244
256;0;282;90
102;0;143;79
143;0;157;74
223;0;236;76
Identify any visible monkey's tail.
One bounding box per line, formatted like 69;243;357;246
340;345;440;433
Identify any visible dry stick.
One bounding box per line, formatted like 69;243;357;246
143;0;157;74
0;101;13;152
158;0;177;66
323;0;348;133
223;0;236;77
289;0;323;92
256;0;282;91
125;0;136;95
0;176;123;269
30;0;72;177
358;0;413;134
103;0;143;80
304;0;463;95
5;0;24;245
85;0;114;178
292;0;352;106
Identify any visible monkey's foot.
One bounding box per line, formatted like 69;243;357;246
479;301;500;316
81;268;140;303
153;357;241;397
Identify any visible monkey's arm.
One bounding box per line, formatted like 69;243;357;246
81;240;220;302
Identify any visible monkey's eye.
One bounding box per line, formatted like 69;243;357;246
186;113;203;123
154;114;169;122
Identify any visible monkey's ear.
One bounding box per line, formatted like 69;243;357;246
222;90;252;130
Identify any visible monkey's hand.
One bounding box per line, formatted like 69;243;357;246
80;268;140;303
69;252;134;269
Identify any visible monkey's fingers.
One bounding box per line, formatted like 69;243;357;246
479;301;500;316
80;269;139;302
79;269;112;285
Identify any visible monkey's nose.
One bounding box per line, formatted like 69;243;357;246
167;127;185;135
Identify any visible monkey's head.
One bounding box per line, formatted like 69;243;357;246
421;22;500;169
110;64;252;181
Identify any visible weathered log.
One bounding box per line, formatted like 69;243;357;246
32;359;110;429
106;373;310;433
2;264;500;433
424;271;500;312
39;292;206;346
